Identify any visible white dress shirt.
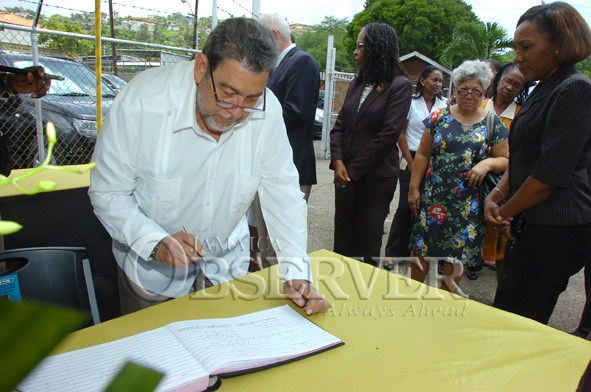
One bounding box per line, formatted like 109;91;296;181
483;99;518;121
89;60;310;297
405;95;447;151
277;43;296;66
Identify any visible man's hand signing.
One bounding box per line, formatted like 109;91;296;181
155;230;206;267
284;279;331;315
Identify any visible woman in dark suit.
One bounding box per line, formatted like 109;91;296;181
330;23;412;265
485;2;591;324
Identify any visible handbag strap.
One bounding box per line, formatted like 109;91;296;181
485;112;494;155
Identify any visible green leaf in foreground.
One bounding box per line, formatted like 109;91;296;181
0;300;87;392
105;362;165;392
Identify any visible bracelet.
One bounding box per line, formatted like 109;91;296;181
493;187;506;200
150;238;164;259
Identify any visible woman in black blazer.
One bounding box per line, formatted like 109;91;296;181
330;23;412;265
485;2;591;324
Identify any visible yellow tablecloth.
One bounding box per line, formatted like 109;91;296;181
55;250;591;391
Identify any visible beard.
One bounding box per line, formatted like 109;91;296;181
196;87;248;134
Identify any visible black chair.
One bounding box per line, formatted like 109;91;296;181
0;247;100;325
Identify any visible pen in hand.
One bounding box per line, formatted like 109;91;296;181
183;225;206;259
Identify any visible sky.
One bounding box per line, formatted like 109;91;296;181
1;0;591;39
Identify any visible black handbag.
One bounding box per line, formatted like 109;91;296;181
0;130;12;177
510;211;527;240
479;112;503;203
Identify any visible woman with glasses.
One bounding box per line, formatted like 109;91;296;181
485;2;591;324
469;63;532;280
408;60;509;293
330;23;412;265
384;66;447;269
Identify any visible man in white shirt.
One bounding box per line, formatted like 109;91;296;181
89;17;330;315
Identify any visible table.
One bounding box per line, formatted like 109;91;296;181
53;250;591;391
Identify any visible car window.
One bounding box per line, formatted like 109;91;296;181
104;74;126;89
13;59;116;98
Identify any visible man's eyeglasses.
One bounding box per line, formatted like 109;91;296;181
457;88;483;97
356;42;365;50
501;77;523;91
209;63;266;113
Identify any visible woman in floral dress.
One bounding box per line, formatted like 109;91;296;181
408;60;509;293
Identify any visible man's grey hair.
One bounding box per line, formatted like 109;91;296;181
452;60;493;90
258;13;291;41
202;17;278;74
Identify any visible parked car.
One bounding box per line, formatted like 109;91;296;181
0;51;116;168
101;73;127;94
313;108;323;140
313;90;326;140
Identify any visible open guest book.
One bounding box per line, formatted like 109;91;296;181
18;305;344;392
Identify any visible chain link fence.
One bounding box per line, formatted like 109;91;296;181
0;23;197;169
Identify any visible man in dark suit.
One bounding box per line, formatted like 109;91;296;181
259;13;319;200
252;14;320;267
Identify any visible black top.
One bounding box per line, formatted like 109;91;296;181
509;65;591;226
330;75;412;180
267;46;319;186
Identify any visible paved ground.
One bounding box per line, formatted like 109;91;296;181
307;140;586;334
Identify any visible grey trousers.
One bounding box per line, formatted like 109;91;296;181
253;185;311;268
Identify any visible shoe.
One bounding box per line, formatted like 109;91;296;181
467;271;480;280
383;262;394;271
489;261;497;271
453;286;469;299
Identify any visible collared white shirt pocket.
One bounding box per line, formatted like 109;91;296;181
134;174;182;226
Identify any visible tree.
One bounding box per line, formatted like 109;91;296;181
497;49;516;65
347;0;479;62
440;21;513;68
578;57;591;79
39;16;94;55
152;25;165;44
297;16;356;72
137;23;151;42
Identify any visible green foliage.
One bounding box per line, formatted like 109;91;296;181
0;301;87;392
297;16;356;72
497;50;516;65
578;56;591;79
104;362;164;392
40;15;94;54
440;21;513;68
347;0;479;61
137;24;151;42
199;16;213;29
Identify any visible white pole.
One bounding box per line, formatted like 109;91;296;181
212;0;218;29
32;0;45;164
321;35;335;160
252;0;261;18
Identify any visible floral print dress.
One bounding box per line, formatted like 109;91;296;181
409;107;509;267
